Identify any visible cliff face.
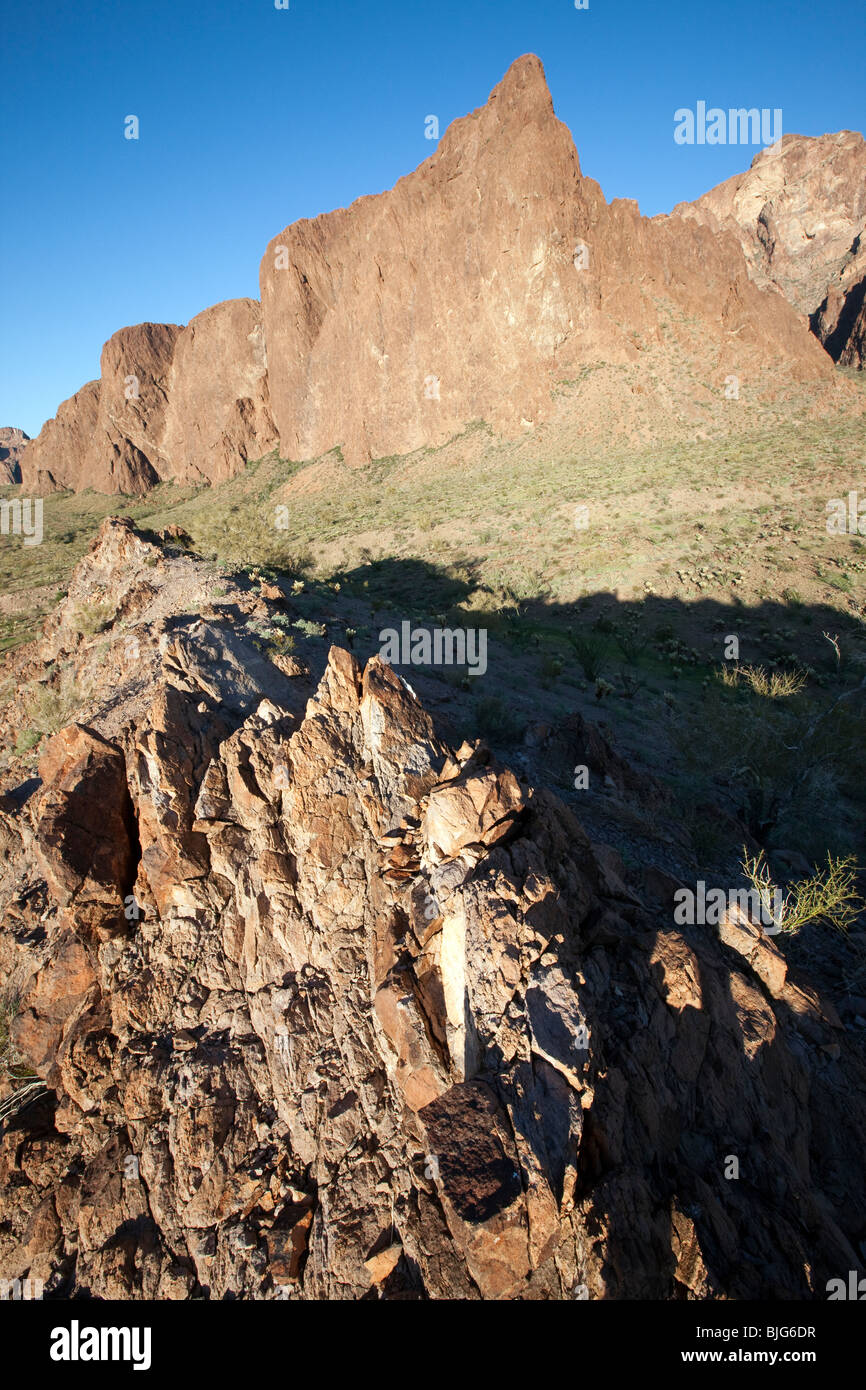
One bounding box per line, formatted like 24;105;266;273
0;520;863;1300
260;54;831;466
0;428;30;484
20;302;277;495
19;56;843;493
675;131;866;367
160;300;278;486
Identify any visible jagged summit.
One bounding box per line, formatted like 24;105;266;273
19;58;854;494
463;53;564;141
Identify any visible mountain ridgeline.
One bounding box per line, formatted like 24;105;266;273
16;55;866;495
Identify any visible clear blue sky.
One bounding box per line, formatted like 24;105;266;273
2;0;863;438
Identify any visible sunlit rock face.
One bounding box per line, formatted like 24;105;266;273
676;129;866;366
260;54;832;466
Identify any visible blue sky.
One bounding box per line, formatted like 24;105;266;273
2;0;864;438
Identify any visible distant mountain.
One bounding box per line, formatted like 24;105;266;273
675;130;866;368
0;427;30;484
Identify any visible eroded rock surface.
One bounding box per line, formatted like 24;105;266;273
20;303;277;495
0;523;863;1300
675;131;866;367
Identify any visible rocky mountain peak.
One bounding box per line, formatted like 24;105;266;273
18;58;855;494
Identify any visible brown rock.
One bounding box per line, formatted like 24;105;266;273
159;299;278;483
20;303;276;494
261;55;832;466
718;900;788;998
675;130;866;366
0;532;864;1301
0;427;29;484
35;724;133;938
363;1242;403;1285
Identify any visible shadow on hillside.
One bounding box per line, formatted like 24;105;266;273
334;553;865;864
333;557;866;1297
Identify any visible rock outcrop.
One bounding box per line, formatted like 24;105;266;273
160;299;278;486
675;131;866;367
19;56;846;492
0;520;863;1300
0;428;29;484
261;55;832;465
20;302;277;495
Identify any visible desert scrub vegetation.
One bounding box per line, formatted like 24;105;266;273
14;666;89;756
69;598;116;637
741;848;864;937
569;631;610;682
474;694;524;746
0;989;46;1125
718;663;808;698
244;617;296;654
675;673;866;857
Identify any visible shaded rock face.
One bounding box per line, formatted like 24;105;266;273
675;131;866;366
0;525;864;1300
0;428;29;484
812;272;866;369
20;302;277;494
261;54;831;466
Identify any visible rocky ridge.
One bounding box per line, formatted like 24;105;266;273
0;519;863;1300
19;56;853;494
675;130;866;367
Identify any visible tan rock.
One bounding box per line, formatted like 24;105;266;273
363;1242;402;1284
675;130;866;365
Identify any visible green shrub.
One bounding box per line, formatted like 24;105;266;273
741;848;863;936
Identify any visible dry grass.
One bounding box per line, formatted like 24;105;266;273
720;663;808;698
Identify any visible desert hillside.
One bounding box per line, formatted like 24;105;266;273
1;46;865;1316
